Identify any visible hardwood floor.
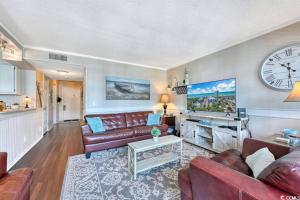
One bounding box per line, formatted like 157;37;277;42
11;122;83;200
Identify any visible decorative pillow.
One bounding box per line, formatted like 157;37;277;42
258;149;300;196
147;113;161;126
86;117;105;133
245;147;275;178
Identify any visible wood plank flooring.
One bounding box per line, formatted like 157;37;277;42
11;122;83;200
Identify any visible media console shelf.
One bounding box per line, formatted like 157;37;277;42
180;113;249;153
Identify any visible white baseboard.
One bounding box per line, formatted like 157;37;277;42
8;135;43;170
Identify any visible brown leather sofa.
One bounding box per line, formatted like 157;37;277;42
0;152;33;200
179;138;300;200
81;111;168;158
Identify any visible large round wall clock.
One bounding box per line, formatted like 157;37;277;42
260;44;300;90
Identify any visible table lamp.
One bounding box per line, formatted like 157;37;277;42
160;94;170;116
24;96;32;108
284;81;300;102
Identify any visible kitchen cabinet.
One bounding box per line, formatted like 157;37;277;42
0;62;21;94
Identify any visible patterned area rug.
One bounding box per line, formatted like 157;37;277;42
61;141;215;200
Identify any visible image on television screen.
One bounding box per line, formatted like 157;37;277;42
187;78;236;113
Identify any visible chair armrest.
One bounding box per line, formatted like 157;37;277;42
190;156;288;200
242;138;290;159
0;152;7;177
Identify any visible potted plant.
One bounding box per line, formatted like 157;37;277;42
151;127;161;142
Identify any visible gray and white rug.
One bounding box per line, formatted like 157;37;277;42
61;142;214;200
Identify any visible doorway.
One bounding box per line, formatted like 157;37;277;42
61;81;83;121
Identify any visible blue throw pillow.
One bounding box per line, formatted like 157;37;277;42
86;117;105;133
147;113;161;126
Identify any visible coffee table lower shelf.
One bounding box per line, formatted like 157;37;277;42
136;152;179;174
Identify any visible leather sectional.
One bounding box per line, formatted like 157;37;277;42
81;111;168;158
178;138;300;200
0;152;33;200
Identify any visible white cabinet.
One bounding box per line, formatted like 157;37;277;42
0;63;21;94
213;128;235;152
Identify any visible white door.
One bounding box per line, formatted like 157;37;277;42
62;86;81;120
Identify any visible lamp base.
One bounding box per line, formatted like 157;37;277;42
163;103;168;116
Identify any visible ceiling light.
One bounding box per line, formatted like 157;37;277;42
57;70;69;76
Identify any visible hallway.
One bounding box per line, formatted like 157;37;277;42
12;122;83;200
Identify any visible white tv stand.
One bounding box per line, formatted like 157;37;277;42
180;112;249;153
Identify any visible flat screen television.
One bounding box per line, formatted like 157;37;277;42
187;78;236;113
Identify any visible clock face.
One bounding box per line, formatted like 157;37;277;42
260;44;300;90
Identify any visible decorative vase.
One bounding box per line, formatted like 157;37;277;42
153;136;158;142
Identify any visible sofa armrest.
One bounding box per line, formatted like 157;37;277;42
81;124;93;136
190;156;288;200
242;138;290;159
0;152;7;178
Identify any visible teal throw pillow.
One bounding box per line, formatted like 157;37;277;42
147;113;161;126
86;117;105;133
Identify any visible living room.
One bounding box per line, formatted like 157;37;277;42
0;1;300;200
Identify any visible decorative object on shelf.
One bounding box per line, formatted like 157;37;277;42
160;93;170;115
284;81;300;101
183;67;190;85
283;128;298;138
23;96;31;108
151;126;161;142
11;103;20;110
173;85;187;95
260;44;300;91
0;101;6;111
105;76;150;100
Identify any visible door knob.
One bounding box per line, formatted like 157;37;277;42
63;105;66;111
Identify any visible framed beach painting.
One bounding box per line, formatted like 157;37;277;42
106;76;150;100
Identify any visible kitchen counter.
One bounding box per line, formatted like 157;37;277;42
0;108;36;114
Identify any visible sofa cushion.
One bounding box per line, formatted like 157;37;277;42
178;168;192;200
83;128;134;144
125;111;152;128
133;124;168;136
245;147;275;178
85;113;127;131
146;113;161;126
211;149;252;176
258;149;300;196
86;117;105;133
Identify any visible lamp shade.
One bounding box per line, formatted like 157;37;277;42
285;81;300;102
160;94;170;103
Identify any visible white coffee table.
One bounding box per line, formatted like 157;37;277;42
128;135;183;180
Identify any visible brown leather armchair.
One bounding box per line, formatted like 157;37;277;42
178;138;297;200
0;152;33;200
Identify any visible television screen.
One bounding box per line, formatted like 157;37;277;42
187;78;236;113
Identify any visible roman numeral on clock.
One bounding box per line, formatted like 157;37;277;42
266;74;275;83
285;48;292;56
263;69;273;74
274;79;283;87
273;55;281;61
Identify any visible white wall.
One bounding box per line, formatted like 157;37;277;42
167;22;300;138
24;49;168;114
84;59;167;114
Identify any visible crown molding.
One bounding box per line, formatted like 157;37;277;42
24;46;167;71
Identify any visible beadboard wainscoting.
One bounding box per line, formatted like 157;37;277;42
0;109;43;169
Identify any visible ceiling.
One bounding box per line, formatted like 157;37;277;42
28;60;84;80
0;1;300;70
